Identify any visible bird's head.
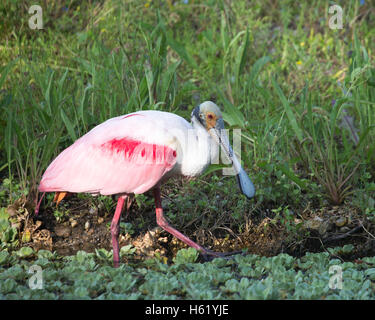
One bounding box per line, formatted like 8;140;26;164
191;101;256;199
191;101;223;130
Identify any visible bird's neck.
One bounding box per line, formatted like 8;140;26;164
179;120;218;177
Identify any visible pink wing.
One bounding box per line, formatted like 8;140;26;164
39;113;178;195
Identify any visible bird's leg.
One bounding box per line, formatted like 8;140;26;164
111;195;126;268
153;185;207;253
34;192;46;216
123;194;134;220
153;186;245;260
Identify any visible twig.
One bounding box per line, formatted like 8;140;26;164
360;222;375;240
322;224;363;243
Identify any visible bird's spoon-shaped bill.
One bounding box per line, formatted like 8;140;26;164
208;120;255;199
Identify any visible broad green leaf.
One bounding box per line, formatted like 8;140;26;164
15;246;33;258
0;251;10;265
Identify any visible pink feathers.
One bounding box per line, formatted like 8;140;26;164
101;138;142;157
39;112;179;196
100;138;176;166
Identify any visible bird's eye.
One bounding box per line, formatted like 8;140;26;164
207;114;213;120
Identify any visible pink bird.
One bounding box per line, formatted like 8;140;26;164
38;101;255;267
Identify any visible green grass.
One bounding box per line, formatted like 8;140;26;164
1;0;374;207
1;0;375;300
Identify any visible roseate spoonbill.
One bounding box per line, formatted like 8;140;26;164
38;101;255;267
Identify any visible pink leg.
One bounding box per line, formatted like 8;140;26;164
123;195;134;220
111;195;126;268
34;192;46;216
153;185;207;253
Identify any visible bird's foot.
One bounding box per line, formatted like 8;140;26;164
200;248;246;262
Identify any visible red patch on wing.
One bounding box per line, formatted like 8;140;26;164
122;114;142;120
101;138;176;167
103;138;141;157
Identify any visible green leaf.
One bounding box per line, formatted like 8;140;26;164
120;244;136;256
342;244;354;253
4;98;13;177
15;246;33;258
37;249;54;260
276;164;307;189
247;56;271;87
60;108;77;141
235;28;250;83
44;69;55;114
166;37;197;69
95;248;112;261
144;63;154;106
0;207;9;221
0;251;10;266
220;12;229;51
73;286;90;298
0;58;19;90
201;164;230;177
0;278;17;294
271;76;303;142
217;91;245;127
1;227;17;243
160;61;180;102
364;268;375;280
173;248;199;264
78;84;93;131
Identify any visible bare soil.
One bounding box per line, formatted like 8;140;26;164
9;193;375;263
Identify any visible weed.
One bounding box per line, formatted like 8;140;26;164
53;208;69;223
